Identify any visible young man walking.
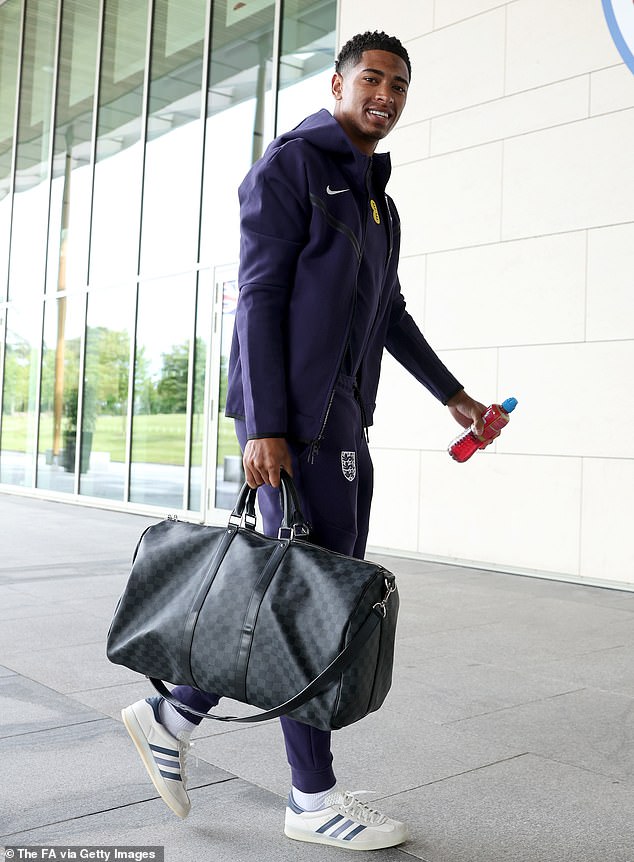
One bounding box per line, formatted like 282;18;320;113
121;31;486;851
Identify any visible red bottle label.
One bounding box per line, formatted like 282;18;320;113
448;403;511;462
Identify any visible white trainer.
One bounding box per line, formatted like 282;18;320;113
284;788;408;850
121;696;191;818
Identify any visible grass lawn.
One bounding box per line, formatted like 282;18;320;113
2;412;240;466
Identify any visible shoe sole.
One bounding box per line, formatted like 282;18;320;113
121;705;190;819
284;824;407;851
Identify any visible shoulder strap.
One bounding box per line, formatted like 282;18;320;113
149;604;383;723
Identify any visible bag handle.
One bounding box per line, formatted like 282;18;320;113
148;577;396;724
229;467;310;538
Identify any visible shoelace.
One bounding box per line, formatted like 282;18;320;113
176;734;193;786
326;790;388;826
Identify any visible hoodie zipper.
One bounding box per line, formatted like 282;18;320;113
349;190;395;449
308;160;373;463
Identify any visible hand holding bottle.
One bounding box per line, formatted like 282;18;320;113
448;397;518;463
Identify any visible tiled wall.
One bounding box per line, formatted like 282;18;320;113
339;0;634;587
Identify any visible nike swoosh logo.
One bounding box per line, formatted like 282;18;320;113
326;185;350;195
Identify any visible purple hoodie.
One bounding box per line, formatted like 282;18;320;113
225;109;462;446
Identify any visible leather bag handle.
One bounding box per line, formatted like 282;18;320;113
229;467;310;538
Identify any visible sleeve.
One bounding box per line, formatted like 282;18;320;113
385;284;464;405
235;142;310;438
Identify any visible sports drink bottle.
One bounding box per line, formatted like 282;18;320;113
448;397;518;463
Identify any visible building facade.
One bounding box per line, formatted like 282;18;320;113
0;0;337;516
1;0;634;589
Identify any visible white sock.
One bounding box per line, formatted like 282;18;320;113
292;783;337;812
159;699;197;737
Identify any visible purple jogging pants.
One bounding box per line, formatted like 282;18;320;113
171;375;373;792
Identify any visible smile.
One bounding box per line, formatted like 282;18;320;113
368;109;389;119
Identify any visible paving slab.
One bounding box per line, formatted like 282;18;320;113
387;653;581;725
3;494;634;862
390;753;634;862
2;641;145;694
3;573;127;602
446;687;634;782
68;679;158;721
193;695;526;798
0;675;103;738
0;610;109;653
1;778;409;862
0;585;59;618
0;717;232;835
381;557;634;610
397;609;634;669
0;494;157;570
523;643;634;697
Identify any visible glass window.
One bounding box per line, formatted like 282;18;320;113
0;0;22;302
276;0;337;133
138;0;206;278
189;268;212;511
199;0;277;269
200;0;281;507
89;0;148;286
46;0;100;295
78;286;134;501
0;303;42;487
213;265;242;509
8;0;59;303
36;294;84;491
129;274;195;508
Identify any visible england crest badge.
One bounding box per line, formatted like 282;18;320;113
341;450;357;482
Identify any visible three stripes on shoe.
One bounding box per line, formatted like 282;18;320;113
150;742;182;781
316;814;367;841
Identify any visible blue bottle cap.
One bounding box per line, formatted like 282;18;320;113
502;397;518;413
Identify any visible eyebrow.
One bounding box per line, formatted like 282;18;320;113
361;67;410;86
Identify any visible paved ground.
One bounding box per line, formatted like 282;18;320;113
1;492;634;862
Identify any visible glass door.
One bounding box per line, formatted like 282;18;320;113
203;262;242;521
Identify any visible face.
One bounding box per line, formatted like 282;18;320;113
332;49;409;155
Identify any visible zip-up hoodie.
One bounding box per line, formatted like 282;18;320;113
225;109;462;445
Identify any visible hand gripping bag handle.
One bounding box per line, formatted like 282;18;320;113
229;467;308;538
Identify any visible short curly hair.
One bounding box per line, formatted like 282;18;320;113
335;31;411;81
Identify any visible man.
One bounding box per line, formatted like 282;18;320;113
121;31;486;851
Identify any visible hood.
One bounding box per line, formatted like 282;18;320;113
273;109;392;193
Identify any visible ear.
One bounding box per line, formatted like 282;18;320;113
331;72;343;101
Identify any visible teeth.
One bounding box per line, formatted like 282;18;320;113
369;110;388;118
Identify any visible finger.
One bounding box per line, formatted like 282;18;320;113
473;417;485;436
244;463;259;489
243;455;261;489
268;465;281;488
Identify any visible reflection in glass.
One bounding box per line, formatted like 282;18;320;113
36;296;84;491
46;0;100;295
89;0;148;286
8;0;58;302
139;0;206;278
276;0;337;133
0;0;339;514
0;304;42;487
189;269;212;511
79;287;134;501
130;275;195;508
214;268;242;509
0;0;22;301
199;0;276;268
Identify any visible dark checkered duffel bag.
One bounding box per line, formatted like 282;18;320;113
107;470;399;731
